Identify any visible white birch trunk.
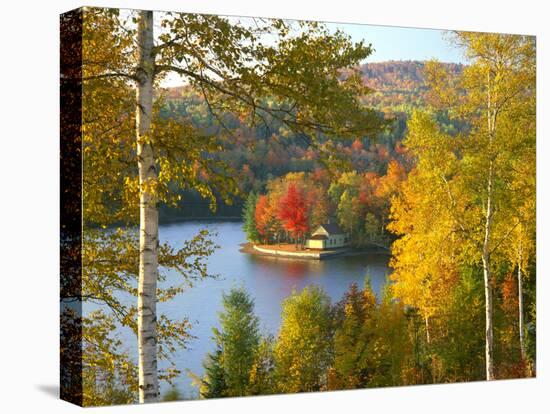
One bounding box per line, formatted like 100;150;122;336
483;70;495;381
482;243;494;380
136;10;159;403
482;164;495;381
425;316;431;345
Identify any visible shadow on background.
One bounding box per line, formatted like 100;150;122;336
36;384;59;399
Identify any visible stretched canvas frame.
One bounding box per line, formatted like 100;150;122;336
60;6;536;407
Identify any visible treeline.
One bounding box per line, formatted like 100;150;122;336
242;162;407;247
159;191;243;223
196;274;533;399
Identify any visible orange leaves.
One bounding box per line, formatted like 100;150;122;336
376;159;407;200
254;195;271;242
351;138;364;152
501;272;519;318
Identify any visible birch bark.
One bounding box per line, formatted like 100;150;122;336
136;10;159;403
482;161;495;380
482;70;496;381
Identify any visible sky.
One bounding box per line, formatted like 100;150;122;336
328;23;468;64
160;19;469;88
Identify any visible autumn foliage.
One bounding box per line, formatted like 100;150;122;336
246;163;408;248
277;184;309;242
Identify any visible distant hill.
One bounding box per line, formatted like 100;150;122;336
361;60;462;91
358;60;463;113
162;60;463;114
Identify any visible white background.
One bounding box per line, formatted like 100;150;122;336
1;0;548;412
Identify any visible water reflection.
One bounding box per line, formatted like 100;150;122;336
247;254;326;278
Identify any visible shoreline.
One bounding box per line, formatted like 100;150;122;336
239;242;390;260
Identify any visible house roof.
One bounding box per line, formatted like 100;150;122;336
309;234;328;240
318;222;345;235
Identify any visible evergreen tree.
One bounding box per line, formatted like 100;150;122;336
433;267;485;382
161;386;182;402
201;347;227;399
330;280;377;389
201;287;260;398
242;192;260;242
368;284;411;387
220;288;261;396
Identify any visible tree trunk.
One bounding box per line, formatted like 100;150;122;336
136;10;159;403
482;159;495;381
517;241;526;362
481;160;495;381
424;316;431;345
482;71;495;381
482;252;494;380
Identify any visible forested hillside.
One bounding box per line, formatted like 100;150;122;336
359;61;463;112
165;60;464;114
158;61;463;221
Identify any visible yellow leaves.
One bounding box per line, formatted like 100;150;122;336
138;177;159;197
423;60;460;111
81;309;139;405
274;286;332;393
344;302;355;318
388;112;465;320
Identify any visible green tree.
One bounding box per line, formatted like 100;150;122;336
330;280;377;389
430;268;486;383
202;287;260;398
364;212;380;242
328;171;360;204
368;285;411;387
201;348;226;399
273;286;333;393
337;189;360;236
162;386;182;402
242;192;260;242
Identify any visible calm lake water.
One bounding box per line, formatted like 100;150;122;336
85;221;391;398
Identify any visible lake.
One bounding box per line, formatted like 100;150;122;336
85;221;391;398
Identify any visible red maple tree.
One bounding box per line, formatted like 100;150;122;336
277;184;309;244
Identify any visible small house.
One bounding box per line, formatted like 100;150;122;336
305;222;348;250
